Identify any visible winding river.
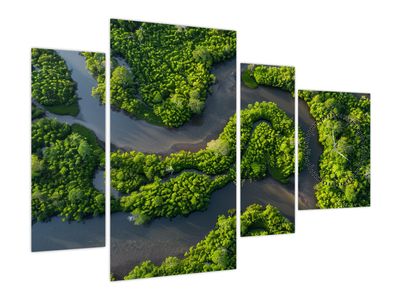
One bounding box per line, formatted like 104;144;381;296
240;64;295;223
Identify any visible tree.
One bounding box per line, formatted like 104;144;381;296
188;97;204;114
78;140;91;159
206;138;230;155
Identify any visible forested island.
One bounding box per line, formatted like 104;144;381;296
31;49;79;116
298;90;370;208
110;19;236;127
32;118;105;222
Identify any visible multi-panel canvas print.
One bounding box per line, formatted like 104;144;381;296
298;90;370;209
240;63;296;236
109;19;237;280
29;21;371;283
31;49;106;251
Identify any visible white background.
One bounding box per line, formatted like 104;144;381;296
0;0;399;299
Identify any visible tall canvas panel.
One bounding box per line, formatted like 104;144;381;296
298;90;371;209
31;49;106;251
109;20;237;280
240;63;295;237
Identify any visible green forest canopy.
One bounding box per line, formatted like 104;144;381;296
243;64;295;95
299;90;370;208
110;19;236;127
241;204;294;236
31;117;105;222
31;48;79;116
241;101;300;183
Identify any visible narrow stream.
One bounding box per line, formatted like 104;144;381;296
298;98;323;209
43;50;106;142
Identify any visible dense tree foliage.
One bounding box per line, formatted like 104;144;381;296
241;101;298;183
241;204;294;236
109;63;163;124
31;118;105;222
124;210;236;279
244;64;295;95
298;91;370;208
110;19;236;127
120;172;232;223
111;144;234;194
31;103;45;120
31;48;78;115
81;52;106;103
111;113;237;223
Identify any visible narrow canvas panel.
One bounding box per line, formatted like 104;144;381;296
240;63;295;237
109;19;237;281
298;90;370;210
31;48;106;251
